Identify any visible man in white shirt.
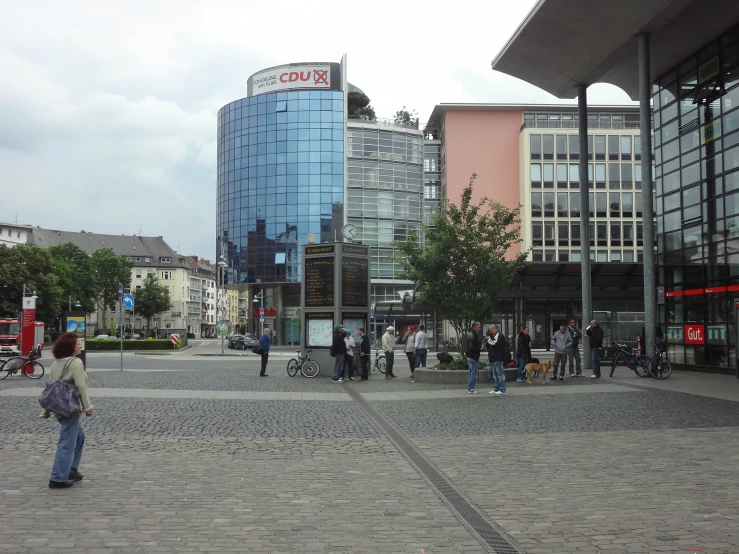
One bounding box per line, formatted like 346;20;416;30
382;327;396;379
413;324;428;377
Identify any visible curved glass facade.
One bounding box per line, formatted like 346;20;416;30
217;90;345;285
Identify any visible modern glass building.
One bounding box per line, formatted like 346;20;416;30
216;60;347;342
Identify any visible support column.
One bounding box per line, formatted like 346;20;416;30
639;33;657;361
578;85;592;369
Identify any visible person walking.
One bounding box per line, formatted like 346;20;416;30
587;320;604;378
566;319;582;377
343;329;356;380
331;324;346;382
515;326;532;383
413;324;428;376
466;322;483;394
402;326;416;376
485;324;507;395
42;332;93;489
550;322;572;381
382;327;396;378
357;328;370;380
259;327;271;376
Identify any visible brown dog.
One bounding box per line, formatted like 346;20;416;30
525;360;555;384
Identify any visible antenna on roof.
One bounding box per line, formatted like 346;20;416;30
139;224;142;235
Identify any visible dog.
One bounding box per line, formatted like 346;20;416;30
524;360;555;384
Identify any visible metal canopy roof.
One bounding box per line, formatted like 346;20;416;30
491;0;739;100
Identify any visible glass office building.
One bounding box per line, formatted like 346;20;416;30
654;25;739;371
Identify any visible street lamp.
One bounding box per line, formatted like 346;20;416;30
69;296;81;311
253;290;264;337
217;257;228;354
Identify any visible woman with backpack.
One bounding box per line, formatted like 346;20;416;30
41;332;93;489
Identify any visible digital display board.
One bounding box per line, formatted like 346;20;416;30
342;256;369;307
305;257;334;307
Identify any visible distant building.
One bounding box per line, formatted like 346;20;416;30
0;223;32;248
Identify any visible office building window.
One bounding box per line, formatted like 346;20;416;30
558;222;569;246
595;135;606;160
531;135;541;159
621;136;632;160
531;163;542;187
543;164;554;187
544;192;555;217
569;164;580;187
570;192;581;217
608;163;620;189
610;192;620;216
544;222;555;246
531;192;542;217
543;135;554;159
557;192;568;217
557;163;568;187
532;222;543;247
571;223;581;245
556;135;567;159
569;135;579;160
608;135;619;160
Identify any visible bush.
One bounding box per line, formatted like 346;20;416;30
86;339;176;351
434;357;469;371
44;335;52;343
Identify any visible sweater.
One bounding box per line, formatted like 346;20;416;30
381;332;395;354
40;357;93;418
259;333;271;353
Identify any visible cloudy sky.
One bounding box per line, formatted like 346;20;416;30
0;0;634;259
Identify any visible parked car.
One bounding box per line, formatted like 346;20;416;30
228;334;244;349
234;334;258;350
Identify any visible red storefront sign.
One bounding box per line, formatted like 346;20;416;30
21;296;36;356
253;307;277;318
684;324;705;345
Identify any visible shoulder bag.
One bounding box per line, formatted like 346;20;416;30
38;358;81;419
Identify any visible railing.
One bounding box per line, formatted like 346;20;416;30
521;121;642;131
348;116;420;130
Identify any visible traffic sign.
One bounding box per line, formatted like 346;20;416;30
259;307;265;316
122;293;135;310
117;283;124;299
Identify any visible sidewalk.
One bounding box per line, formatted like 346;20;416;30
608;367;739;402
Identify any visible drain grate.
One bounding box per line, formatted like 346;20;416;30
346;387;524;554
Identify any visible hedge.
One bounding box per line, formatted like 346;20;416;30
86;339;178;351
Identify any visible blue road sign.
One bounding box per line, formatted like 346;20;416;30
123;293;135;310
118;282;124;299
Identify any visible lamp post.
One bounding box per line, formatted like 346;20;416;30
217;257;228;354
253;290;264;337
69;297;81;311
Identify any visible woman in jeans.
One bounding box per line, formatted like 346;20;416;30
403;326;416;374
42;332;93;489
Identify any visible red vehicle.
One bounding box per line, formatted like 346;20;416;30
0;318;45;357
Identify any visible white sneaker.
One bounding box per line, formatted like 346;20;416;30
338;378;344;382
590;375;598;379
488;390;498;394
495;390;506;395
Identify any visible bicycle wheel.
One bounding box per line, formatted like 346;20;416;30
633;356;650;378
286;359;300;377
301;360;320;378
609;353;622;377
24;361;45;379
649;357;672;380
0;360;10;380
376;356;386;374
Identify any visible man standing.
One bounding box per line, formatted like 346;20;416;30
550;322;572;381
587;320;604;378
331;324;346;383
259;327;271;377
566;319;582;377
516;326;532;383
357;328;370;380
344;329;355;380
413;324;428;377
382;326;396;379
486;324;506;395
466;322;482;394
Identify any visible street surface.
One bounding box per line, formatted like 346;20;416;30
1;340;739;553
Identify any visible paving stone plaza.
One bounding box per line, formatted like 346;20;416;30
1;346;739;553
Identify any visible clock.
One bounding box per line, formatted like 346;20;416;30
342;223;357;240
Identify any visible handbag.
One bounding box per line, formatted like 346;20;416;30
251;344;265;355
38;359;81;419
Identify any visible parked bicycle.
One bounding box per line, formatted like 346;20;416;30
0;351;45;380
647;339;672;380
286;350;320;378
609;340;650;378
372;347;386;375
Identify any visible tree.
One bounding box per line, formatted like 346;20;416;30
48;243;99;314
396;173;528;353
91;249;133;327
0;243;64;326
133;275;172;333
393;106;419;129
348;92;376;121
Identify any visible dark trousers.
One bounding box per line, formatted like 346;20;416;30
553;352;567;376
260;352;269;375
406;352;415;372
341;354;353;378
360;355;369;380
386;351;394;376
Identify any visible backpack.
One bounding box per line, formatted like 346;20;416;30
437;352;454;364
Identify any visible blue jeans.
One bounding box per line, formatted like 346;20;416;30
591;346;601;377
50;413;85;483
332;355;344;380
489;360;506;392
414;351;427;368
517;357;527;380
467;358;479;390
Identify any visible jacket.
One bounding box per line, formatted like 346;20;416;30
516;332;532;360
551;330;572;354
359;334;370;356
414;331;428;350
40;357;93;418
403;332;416;353
485;331;506;362
381;332;395;354
587;325;604;348
332;331;347;357
259;333;271;353
567;325;581;348
465;330;482;360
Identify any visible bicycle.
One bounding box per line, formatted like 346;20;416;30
608;341;650;378
372;347;386;374
0;352;45;380
286;350;320;378
647;340;672;380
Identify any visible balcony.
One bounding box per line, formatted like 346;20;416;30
521;120;642;131
348;116;420;130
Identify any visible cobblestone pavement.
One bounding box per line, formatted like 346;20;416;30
1;365;739;553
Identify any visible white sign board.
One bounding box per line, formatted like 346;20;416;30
251;65;331;94
307;318;333;347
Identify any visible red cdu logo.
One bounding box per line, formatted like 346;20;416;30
313;69;328;85
684;324;705;345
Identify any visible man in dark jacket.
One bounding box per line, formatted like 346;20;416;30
465;322;482;394
485;324;506;395
567;319;582;377
586;319;605;378
516;326;532;383
357;328;370;380
331;324;347;382
259;328;271;377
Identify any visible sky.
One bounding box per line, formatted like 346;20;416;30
0;0;635;259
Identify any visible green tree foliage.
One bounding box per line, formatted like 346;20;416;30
48;243;98;313
133;275;172;332
348;92;376;121
91;248;133;326
396;174;528;352
0;243;64;325
393;106;419;129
